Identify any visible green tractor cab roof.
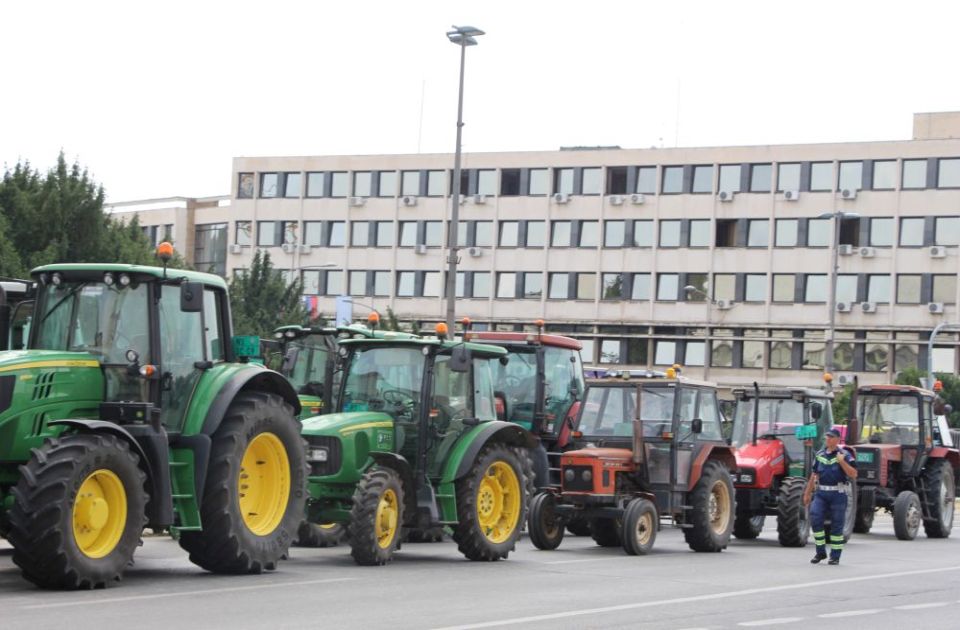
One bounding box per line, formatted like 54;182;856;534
32;263;227;290
731;386;834;401
338;335;508;357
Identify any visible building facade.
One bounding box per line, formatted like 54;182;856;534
113;112;960;388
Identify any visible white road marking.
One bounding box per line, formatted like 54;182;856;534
738;618;803;626
818;609;883;618
21;577;358;610
893;602;950;610
431;565;960;630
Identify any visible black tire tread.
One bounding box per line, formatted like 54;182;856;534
733;509;764;540
922;460;955;539
348;466;403;565
777;477;809;547
683;460;735;552
589;518;621;547
893;490;921;541
295;521;345;548
527;492;564;550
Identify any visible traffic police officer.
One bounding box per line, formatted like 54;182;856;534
803;428;857;565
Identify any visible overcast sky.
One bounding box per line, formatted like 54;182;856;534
1;0;958;201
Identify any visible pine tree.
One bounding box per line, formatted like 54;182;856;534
228;249;306;337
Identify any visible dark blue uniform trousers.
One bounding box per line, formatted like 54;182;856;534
810;490;847;559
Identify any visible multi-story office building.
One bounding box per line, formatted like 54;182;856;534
112;112;960;387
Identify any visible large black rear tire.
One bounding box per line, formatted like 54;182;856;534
892;490;922;541
180;392;307;573
9;434;147;589
528;492;565;550
348;466;404;565
776;477;809;547
683;460;735;552
296;521;346;547
922;460;956;538
589;518;621;547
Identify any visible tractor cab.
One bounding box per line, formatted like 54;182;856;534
0;278;35;351
273;324;339;416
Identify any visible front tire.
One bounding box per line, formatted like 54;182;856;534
296;521;346;548
8;434;147;589
893;490;922;541
683;460;735;552
733;509;765;540
589;518;621;547
179;392;307;574
348;466;404;565
622;498;657;556
922;460;956;538
853;506;875;534
776;477;809;547
453;443;526;561
528;492;565;550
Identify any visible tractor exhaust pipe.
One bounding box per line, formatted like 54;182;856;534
751;381;760;446
846;375;860;445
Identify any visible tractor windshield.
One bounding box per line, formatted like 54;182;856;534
34;281;150;364
579;386;675;438
858;393;921;445
286;336;333;398
494;347;538;428
341;346;424;422
731;398;806;458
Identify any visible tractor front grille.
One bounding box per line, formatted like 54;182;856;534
305;435;342;477
854;447;880;483
561;465;595;492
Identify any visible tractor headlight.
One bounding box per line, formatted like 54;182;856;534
103;272;115;286
308;447;329;462
740;473;753;484
51;272;63;286
118;273;131;287
582;469;592;482
564;468;575;482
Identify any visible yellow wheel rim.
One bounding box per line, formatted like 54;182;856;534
375;489;399;549
476;461;521;544
239;432;291;536
72;469;127;559
709;480;732;535
318;523;339;530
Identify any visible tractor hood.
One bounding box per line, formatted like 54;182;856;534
562;447;633;464
300;410;393;436
734;439;785;470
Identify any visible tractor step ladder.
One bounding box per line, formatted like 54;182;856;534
169;453;202;531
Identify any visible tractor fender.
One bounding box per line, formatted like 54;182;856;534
442;421;537;483
688;444;737;492
368;451;417;520
200;367;301;436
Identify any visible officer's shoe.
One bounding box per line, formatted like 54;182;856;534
828;558;840;565
810;553;827;564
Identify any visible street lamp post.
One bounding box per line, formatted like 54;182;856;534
818;211;859;378
684;284;715;381
444;25;484;338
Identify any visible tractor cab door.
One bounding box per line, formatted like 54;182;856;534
673;387;724;488
8;299;33;350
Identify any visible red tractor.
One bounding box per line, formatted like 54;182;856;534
848;383;959;540
527;371;737;555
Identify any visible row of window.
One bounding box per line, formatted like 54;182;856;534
237;158;960;200
285;268;957;305
237;215;960;250
141;224;173;247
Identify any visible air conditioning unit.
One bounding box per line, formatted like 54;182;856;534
717;190;736;202
859;246;876;258
609;195;624;206
838;244;855;256
781;190;800;201
349;196;366;207
837;374;855;386
836;302;852;313
861;301;878;313
230;244;244;254
467;246;483;257
473;194;487;205
459;194;468;205
630;193;646;205
839;188;858;200
715;299;734;310
553;193;570;204
930;246;948;258
401;195;418;207
929;302;945;314
415;244;428;255
298;244;312;254
281;243;296;254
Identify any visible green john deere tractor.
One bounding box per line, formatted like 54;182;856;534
0;257;307;589
300;327;535;565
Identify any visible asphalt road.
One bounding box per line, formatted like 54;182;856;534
2;512;959;630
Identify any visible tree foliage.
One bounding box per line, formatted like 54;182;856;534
896;368;960;427
228;249;306;337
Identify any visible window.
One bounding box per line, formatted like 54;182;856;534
715;219;737;247
378;171;397;197
525;221;546;247
396;271;415;297
933;275;957;304
809;162;833;191
872;160;896;190
282;221;298;245
657;273;679;301
659;220;681;247
599;340;621;364
839;216;860;247
713;274;735;301
897;274;922;304
579;221;599;247
773;274;796;302
769;331;793;369
475;221;494;247
870;217;895;247
193;223;227;276
401;171;420;196
777;163;801;192
775;219;798;247
631;274;651;300
353;171;372;197
604;220;626;247
581;168;602;195
325;271;343;296
554;168;574;195
328;222;345;247
260;173;279;198
654;341;677;365
607;166;628;195
373;271;390;296
689;220;710;247
426;170;445;196
551;221;572;247
424;221;443;247
712;330;733;368
235;221;252;246
747;219;769;248
330;172;348;197
548;273;569;299
602;273;624;299
349;271;367;296
935;217;960;246
867;275;891;303
633;220;654;247
742;338;764;369
662;166;683;194
302;270;320;294
351;222;369;247
801;331;825;371
238;173;254;198
865;336;889;373
303;221;322;246
528;169;549;195
836;274;857;303
473;272;491;299
576;273;596;300
718;164;740;193
477;170;497;196
684;273;708;301
422;272;441;297
806;219;831;247
834;331;856;371
500;169;520;196
523;272;543;299
258;221;279;246
283;173;301;198
398;222;417;247
937;158;960;188
497;273;515;299
805;274;828;302
902;159;927;189
749;163;772;192
691;165;713;193
306;172;325;197
745;274;766;302
636;167;657;194
900;217;925;246
375;221;394;247
838;161;863;191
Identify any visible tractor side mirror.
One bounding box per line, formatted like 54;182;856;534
280;346;300;374
499;355;510;366
449;345;472;373
180;282;203;312
691;418;703;434
810;402;823;421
